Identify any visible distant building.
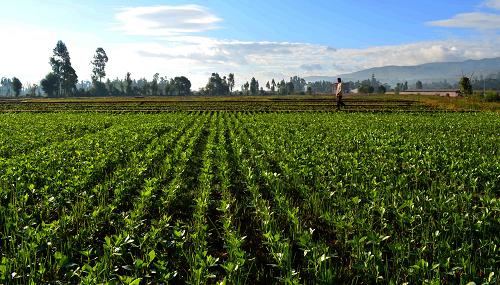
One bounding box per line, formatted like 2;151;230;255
389;89;462;97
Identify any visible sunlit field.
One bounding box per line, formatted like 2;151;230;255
1;112;498;284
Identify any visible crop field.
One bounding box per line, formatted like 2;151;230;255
0;96;431;113
0;111;499;284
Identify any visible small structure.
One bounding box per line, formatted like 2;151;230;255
397;89;462;97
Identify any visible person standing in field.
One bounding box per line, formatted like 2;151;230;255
335;78;346;110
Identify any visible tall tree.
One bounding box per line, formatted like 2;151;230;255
228;73;235;93
286;81;295;94
151;73;160;96
243;82;250;95
30;84;39;97
459;76;473;96
279;79;287;95
49;41;78;96
125;72;132;96
266;81;270;90
371;74;377;88
91;47;108;83
12;77;22;97
271;79;276;94
250;77;259;95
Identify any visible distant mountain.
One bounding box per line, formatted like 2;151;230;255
305;57;500;85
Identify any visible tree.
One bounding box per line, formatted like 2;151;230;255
30;84;39;97
459;76;473;96
278;79;287;95
90;81;108;97
243;82;250;95
271;79;276;94
125;72;132;96
286;81;295;94
228;73;235;93
170;76;191;96
404;81;408;91
1;77;12;96
308;80;333;94
306;86;312;95
359;80;375;94
41;73;59;97
266;81;270;90
91;47;108;83
205;73;229;96
49;41;78;96
377;84;386;94
250;77;259;95
151;73;160;96
416;80;423;90
12;77;22;97
290;76;307;92
394;83;401;95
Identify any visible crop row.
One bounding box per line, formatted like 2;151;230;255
0;112;499;284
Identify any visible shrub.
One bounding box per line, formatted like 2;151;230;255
483;91;500;102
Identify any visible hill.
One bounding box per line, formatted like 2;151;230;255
305;57;500;85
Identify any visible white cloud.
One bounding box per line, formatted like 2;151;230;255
115;35;500;88
428;12;500;30
114;5;222;36
483;0;500;10
300;64;324;71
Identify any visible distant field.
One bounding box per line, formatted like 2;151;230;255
0;112;499;284
1;94;498;112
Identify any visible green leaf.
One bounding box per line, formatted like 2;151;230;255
148;250;156;262
128;278;142;285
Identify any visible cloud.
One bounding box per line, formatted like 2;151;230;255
427;12;500;30
122;35;500;88
114;5;222;36
483;0;500;10
300;64;323;71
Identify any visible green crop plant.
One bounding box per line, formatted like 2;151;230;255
0;112;498;284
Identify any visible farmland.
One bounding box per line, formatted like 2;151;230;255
0;111;499;284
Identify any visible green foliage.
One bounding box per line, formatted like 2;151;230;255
125;72;133;96
228;73;235;93
377;84;386;94
90;81;109;97
459;76;473;96
250;77;259;96
169;76;192;96
205;73;230;96
49;40;78;97
40;72;59;97
0;112;498;284
91;47;108;83
416;80;423;89
483;91;500;102
11;77;22;96
359;82;374;94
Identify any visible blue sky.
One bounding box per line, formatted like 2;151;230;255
1;0;500;88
